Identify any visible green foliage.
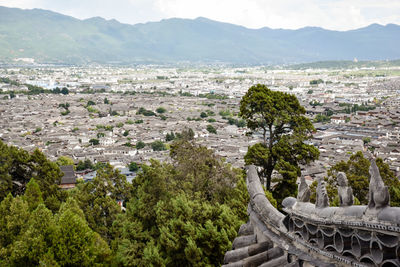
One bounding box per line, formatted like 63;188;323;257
310;79;324;85
219;109;232;117
104;97;109;104
155;194;239;265
136;141;146;149
23;178;43;211
115;140;247;265
208;118;216;123
0;139;246;266
363;137;371;145
135;119;144;124
56;156;74;167
165;131;176;142
70;165;132;242
240;84;319;197
123;130;129;137
128;162;139;172
174;128;195;141
200;111;208;118
60;87;69;95
151;140;167;151
226;117;246;127
156;107;167;114
206;110;216;116
89;138;100;145
76;159;94;171
0;141;63;210
60;110;70;116
137;107;156;116
54;198;112;265
310;152;400;206
0;195;111;266
86;106;99;113
206;124;217;134
309;100;322;106
314;114;331;123
111;110;119;116
87;100;96;106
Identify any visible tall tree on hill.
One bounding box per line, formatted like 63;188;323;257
240;84;319;195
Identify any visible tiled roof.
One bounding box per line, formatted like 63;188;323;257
59;165;76;184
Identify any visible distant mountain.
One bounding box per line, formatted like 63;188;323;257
1;6;400;65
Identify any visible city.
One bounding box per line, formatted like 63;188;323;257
1;65;400;181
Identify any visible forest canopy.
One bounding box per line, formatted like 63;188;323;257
0;139;248;266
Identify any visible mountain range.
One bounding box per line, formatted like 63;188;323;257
1;6;400;65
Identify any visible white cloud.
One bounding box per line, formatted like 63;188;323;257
0;0;399;30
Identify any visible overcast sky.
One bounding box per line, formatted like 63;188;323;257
1;0;400;30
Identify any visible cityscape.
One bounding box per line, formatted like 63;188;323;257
1;1;400;266
2;65;400;180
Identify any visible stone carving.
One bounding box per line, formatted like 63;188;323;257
337;172;353;207
297;175;310;202
315;178;329;208
368;159;390;211
225;158;400;267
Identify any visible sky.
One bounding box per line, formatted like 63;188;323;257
1;0;400;30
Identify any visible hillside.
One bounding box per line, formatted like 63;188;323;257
1;6;400;64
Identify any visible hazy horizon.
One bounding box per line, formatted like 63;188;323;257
1;0;400;31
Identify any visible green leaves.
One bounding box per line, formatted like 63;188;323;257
0;139;247;266
0;196;112;266
311;152;400;207
240;84;318;205
114;141;247;266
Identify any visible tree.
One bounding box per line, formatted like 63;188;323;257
136;141;146;149
200;111;208;118
8;204;55;266
156;107;166;114
0;141;64;211
104;97;109;104
89;138;99;145
310;152;400;206
76;159;94;171
155;194;240;265
87;100;96;106
60;87;69;95
56;156;74;167
175;128;195;141
71;165;131;242
115;140;247;266
165;131;176;142
170;140;239;203
363;137;371;145
23;178;43;211
206;124;217;134
129;162;139;172
240;84;319;192
123;130;129;137
53;198;111;265
151;141;166;151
